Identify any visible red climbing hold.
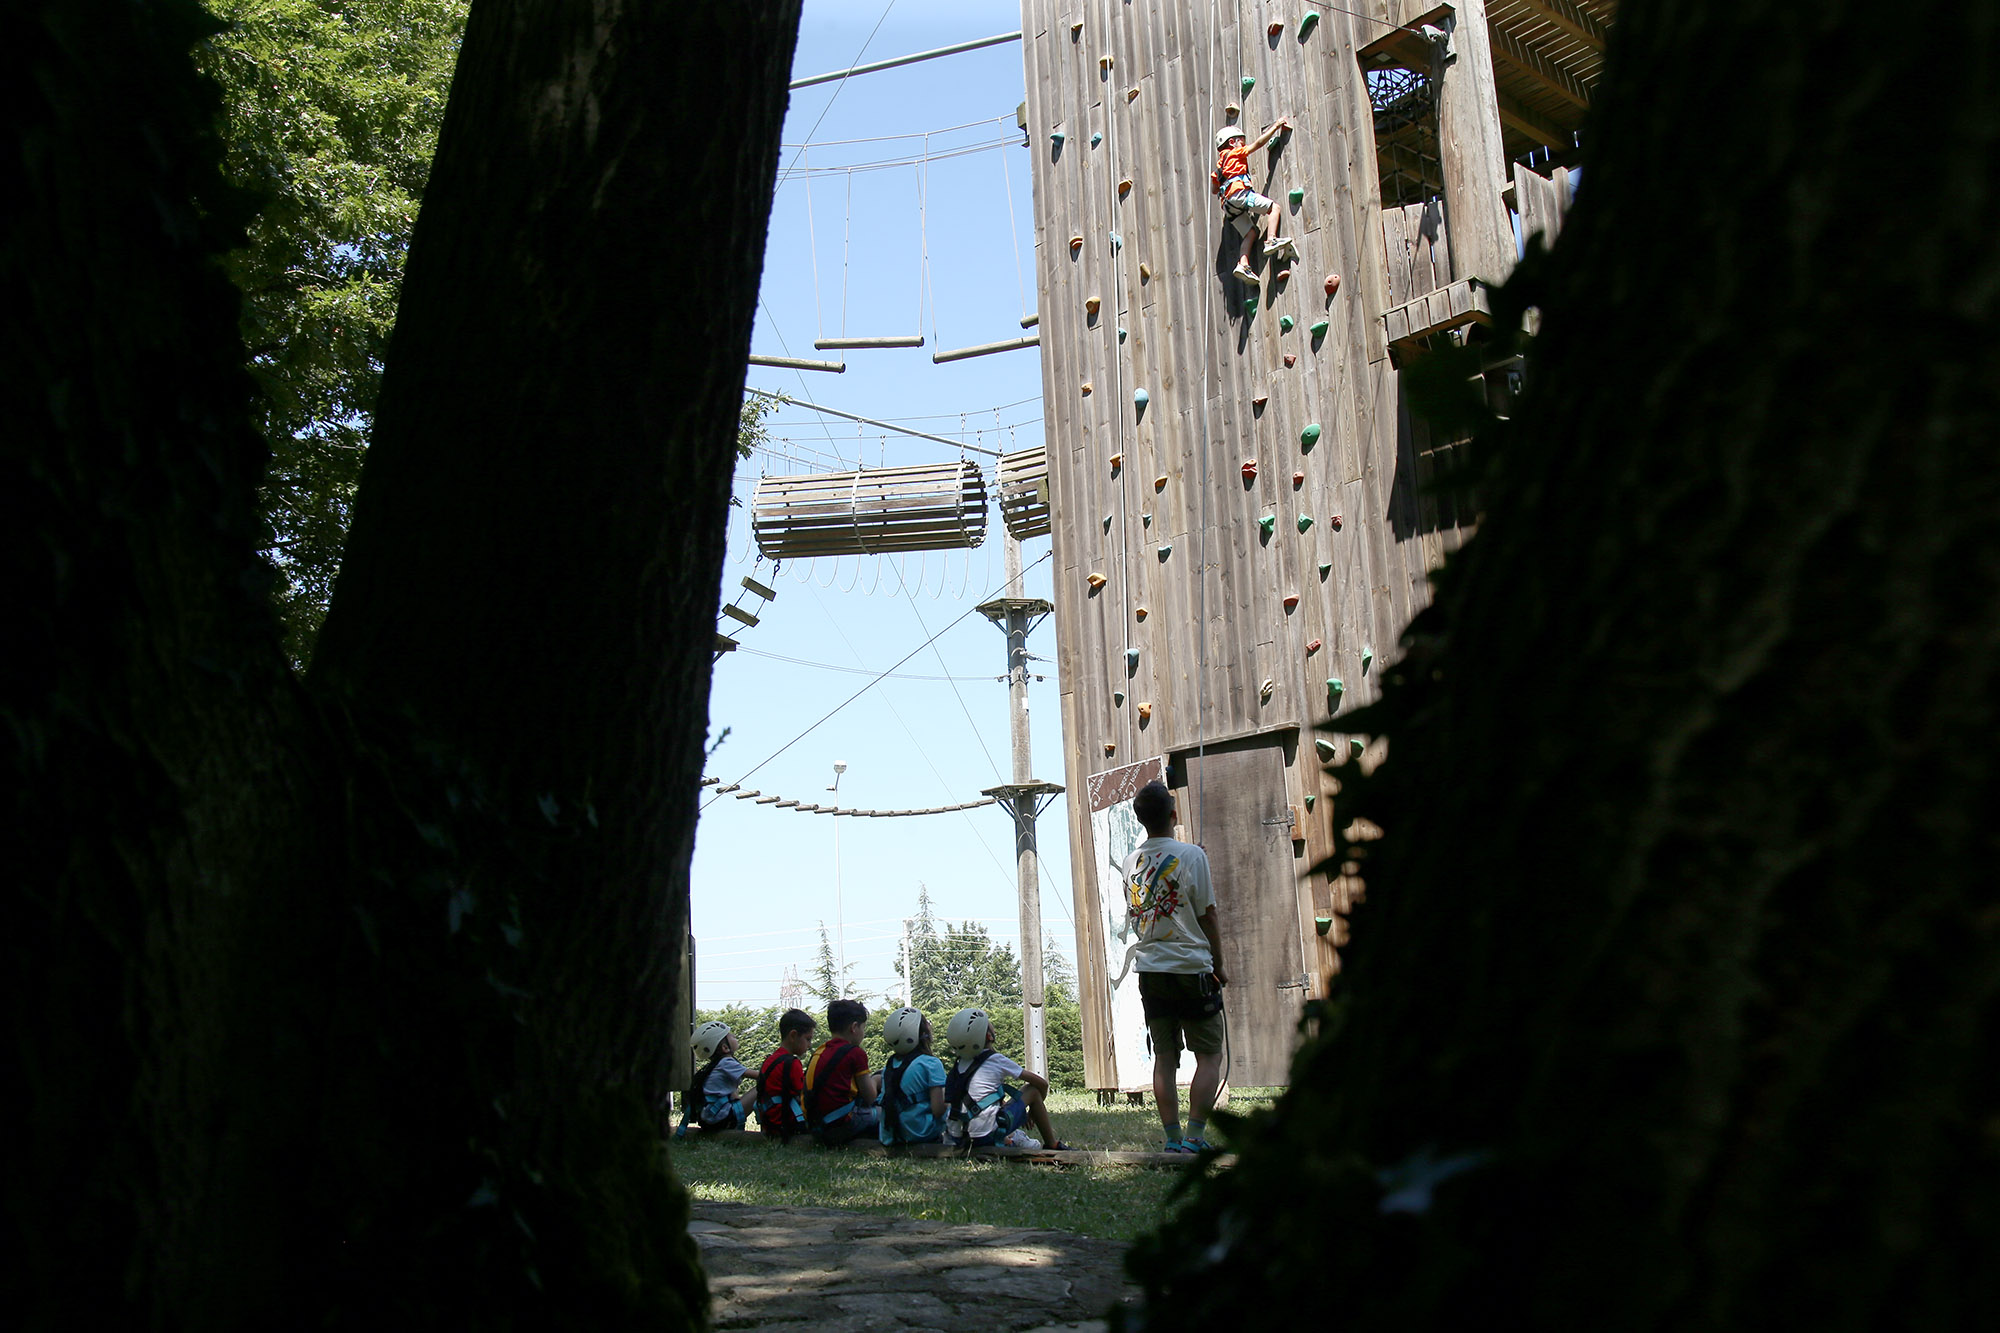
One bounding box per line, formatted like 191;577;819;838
1276;268;1291;283
1252;395;1269;412
1324;272;1341;296
1306;638;1322;654
1241;459;1259;483
1284;353;1297;368
1283;594;1300;612
1268;20;1284;36
1293;470;1305;488
1330;513;1343;530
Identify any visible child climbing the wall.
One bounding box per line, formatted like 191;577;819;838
1213;119;1296;285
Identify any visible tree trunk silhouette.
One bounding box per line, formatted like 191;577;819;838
1127;1;1999;1329
7;0;798;1324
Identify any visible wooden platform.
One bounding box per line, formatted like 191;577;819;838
1382;276;1494;349
683;1127;1219;1170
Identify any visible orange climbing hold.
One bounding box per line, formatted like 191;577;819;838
1087;572;1107;591
1154;474;1168;491
1139;263;1152;281
1119;178;1133;197
1109;452;1122;470
1126;86;1139;102
1104;741;1116;756
1135;606;1148;621
1138;702;1153;722
1070;20;1083;37
1099;54;1113;70
1085;295;1101;315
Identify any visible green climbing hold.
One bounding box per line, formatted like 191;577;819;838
1051;131;1066;144
1318;561;1332;578
1134;387;1150;411
1327;678;1345;702
1301;422;1322;447
1350;738;1366;758
1244;295;1258;315
1304;793;1317;812
1300;11;1321;37
1288;187;1304;206
1114;691;1125;706
1361;647;1373;670
1280;315;1295;332
1242;75;1256;94
1310;319;1329;338
1118;326;1127;343
1091;131;1102;146
1126;648;1141;670
1141;511;1152;527
1298;514;1314;533
1258;514;1277;537
1314;913;1333;935
1315;738;1336;761
1157;543;1172;560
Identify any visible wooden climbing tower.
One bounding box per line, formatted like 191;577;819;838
1021;0;1607;1091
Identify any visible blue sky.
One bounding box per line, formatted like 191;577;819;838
692;2;1069;1009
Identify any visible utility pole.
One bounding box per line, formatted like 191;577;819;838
979;533;1062;1078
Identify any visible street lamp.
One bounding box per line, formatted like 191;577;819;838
828;761;848;983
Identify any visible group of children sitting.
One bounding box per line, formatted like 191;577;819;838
680;998;1069;1150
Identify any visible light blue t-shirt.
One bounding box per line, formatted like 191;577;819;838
878;1053;948;1144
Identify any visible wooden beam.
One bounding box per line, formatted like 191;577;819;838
1510;0;1607;53
1490;22;1593;109
1497;90;1574;149
1356;2;1454;70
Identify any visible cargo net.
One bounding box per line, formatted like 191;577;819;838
1369;65;1442;208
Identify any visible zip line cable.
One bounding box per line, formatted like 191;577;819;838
771;0;899;192
705;550;1053;811
781;114;1013;150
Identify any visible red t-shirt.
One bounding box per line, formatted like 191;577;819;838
756;1049;807;1134
804;1038;870;1118
1215;142;1251;195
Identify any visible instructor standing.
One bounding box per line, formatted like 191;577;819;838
1121;780;1228;1152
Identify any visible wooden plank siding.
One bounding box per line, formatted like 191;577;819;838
1025;0;1480;1089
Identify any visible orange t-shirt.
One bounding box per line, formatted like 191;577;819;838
1215;142;1251;195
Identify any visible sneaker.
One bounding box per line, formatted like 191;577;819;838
1232;262;1258;285
1266;237;1299;262
1047;1140;1073;1151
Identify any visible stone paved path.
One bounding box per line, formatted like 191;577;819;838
690;1199;1140;1333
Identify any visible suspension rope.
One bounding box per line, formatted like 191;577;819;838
804;147;824;339
700;778;997;819
1000;129;1027;321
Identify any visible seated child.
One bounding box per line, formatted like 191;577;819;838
681;1020;755;1136
803;998;879;1145
877;1007;948;1146
940;1007;1069;1150
754;1007;816;1140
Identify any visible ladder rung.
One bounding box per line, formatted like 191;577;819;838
715;633;739;652
741;576;778;601
721;604;760;627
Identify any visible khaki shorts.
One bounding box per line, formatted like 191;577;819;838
1139;971;1225;1063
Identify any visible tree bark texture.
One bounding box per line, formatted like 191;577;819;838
1128;2;1999;1329
6;0;798;1324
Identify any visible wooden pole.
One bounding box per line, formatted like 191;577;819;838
1002;535;1048;1077
1432;0;1516;285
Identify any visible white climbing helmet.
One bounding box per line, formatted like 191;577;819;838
1215;124;1246;150
692;1020;732;1063
945;1007;993;1060
883;1007;925;1055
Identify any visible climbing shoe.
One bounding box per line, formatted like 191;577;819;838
1231;262;1258;285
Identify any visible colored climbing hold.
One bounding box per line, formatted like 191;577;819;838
1327;678;1345;701
1284;353;1297;367
1118;327;1128;343
1293;470;1305;487
1085;295;1101;315
1252;394;1269;412
1103;514;1113;532
1156;543;1172;560
1330;513;1343;530
1118;178;1133;196
1136;606;1148;621
1070;20;1083;36
1315;738;1336;761
1314;912;1332;935
1224;102;1241;119
1300;11;1322;38
1108;451;1121;470
1087;572;1107;591
1105;742;1117;756
1288;187;1304;206
1114;691;1125;705
1134;387;1149;411
1276;268;1291;282
1241;75;1256;94
1153;474;1168;492
1099;54;1113;70
1268;20;1284;37
1361;647;1373;670
1138;702;1153;722
1142;511;1153;525
1280;315;1294;332
1070;235;1083;253
1305;795;1319;814
1283;594;1300;612
1125;647;1140;670
1324;272;1341;296
1318;561;1333;578
1052;131;1066;145
1258;514;1277;537
1298;514;1314;533
1091;131;1102;147
1127;86;1139;102
1306;638;1322;654
1310;318;1330;338
1350;738;1365;759
1082;382;1094;395
1260;679;1276;702
1242;459;1259;483
1139;262;1152;281
1300;422;1321;448
1244;295;1258;315
1109;231;1122;249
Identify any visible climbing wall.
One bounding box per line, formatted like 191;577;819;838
1021;0;1475;1089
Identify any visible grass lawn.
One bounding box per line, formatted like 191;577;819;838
669;1089;1279;1242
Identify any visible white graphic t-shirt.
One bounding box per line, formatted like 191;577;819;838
1119;836;1215;974
943;1050;1024;1144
